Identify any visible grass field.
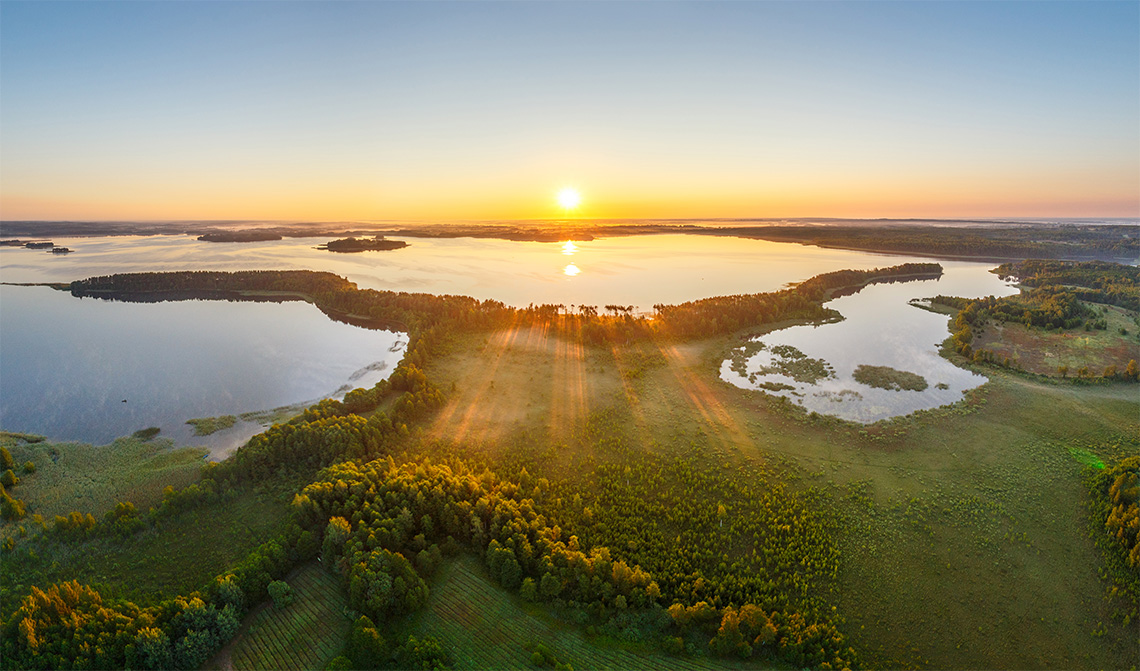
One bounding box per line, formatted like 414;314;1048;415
973;303;1140;376
415;555;746;670
212;563;351;671
0;433;207;530
421;324;1139;669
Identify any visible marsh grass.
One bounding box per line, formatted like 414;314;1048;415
187;415;239;436
0;435;205;526
852;365;929;392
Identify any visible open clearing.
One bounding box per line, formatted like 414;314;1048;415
973;303;1139;376
424;325;1139;669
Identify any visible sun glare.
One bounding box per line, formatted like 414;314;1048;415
557;187;581;211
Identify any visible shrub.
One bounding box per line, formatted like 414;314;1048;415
1;469;19;487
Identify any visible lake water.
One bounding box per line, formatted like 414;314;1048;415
1;234;1016;440
1;233;952;310
0;284;405;455
719;261;1018;422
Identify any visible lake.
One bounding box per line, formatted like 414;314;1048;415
2;233;965;309
0;234;1016;441
719;261;1018;423
0;284;405;455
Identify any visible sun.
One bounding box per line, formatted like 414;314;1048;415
557;187;581;211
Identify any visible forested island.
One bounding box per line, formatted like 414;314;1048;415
1;259;1136;671
197;231;283;243
318;236;409;253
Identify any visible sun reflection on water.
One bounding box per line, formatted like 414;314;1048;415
562;241;577;256
563;263;580;277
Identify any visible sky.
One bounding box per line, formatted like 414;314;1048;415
1;1;1137;222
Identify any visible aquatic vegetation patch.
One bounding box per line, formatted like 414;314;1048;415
132;427;161;441
814;389;864;403
730;340;835;385
852;365;929;392
186;415;238;436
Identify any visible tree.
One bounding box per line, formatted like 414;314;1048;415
132;628;173;670
520;577;538;602
267;580;293;608
1126;359;1138;381
322;517;352;567
0;447;13;470
215;575;244;610
396;635;449;670
540;572;561;598
347;616;386;669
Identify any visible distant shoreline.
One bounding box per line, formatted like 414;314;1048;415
0;219;1136;262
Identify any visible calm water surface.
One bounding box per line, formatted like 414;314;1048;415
0;285;405;453
720;262;1018;422
1;233;947;309
1;235;1014;441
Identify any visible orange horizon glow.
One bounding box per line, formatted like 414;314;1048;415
2;177;1137;222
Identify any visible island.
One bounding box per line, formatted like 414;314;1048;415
197;231;283;243
317;236;408;253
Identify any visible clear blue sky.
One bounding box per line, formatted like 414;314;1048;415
2;1;1137;220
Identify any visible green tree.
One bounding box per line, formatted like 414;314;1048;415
215;575;244;610
322;516;352;567
347;616;386;669
267;580;293;608
519;577;538;602
540;572;561;598
132;627;173;670
396;635;449;670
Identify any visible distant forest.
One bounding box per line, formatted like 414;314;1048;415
3;220;1135;261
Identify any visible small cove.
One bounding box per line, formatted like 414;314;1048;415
720;261;1020;422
